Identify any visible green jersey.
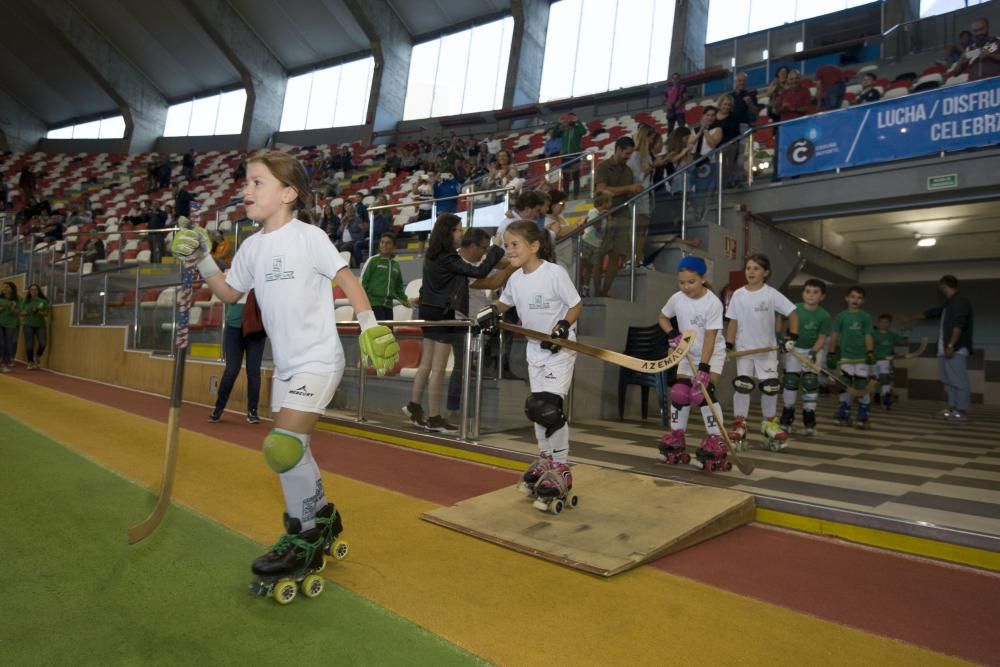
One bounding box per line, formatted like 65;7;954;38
361;255;409;309
20;297;49;328
793;304;831;350
872;329;903;360
834;310;874;361
550;121;587;155
0;297;19;328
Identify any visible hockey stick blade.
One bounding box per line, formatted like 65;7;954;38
499;323;695;373
904;337;928;360
127;404;182;544
685;352;754;476
726;345;778;359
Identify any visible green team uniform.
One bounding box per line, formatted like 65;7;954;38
872;330;903;361
834;310;874;362
361;256;409;310
20;297;49;328
549;121;587;155
225;303;245;328
0;297;19;328
792;304;831;350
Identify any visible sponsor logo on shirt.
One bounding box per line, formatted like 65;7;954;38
754;302;772;313
289;384;315;397
528;293;551;310
266;256;295;282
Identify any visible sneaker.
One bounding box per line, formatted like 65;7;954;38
939;408;954;419
425;415;458;434
246;409;260;424
208;408;223;423
949;411;969;422
403;402;426;427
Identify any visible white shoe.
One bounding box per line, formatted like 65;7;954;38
949;411;969;422
939;408;954;419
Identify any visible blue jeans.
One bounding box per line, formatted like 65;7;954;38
938;353;970;412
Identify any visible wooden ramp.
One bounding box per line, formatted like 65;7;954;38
421;465;755;576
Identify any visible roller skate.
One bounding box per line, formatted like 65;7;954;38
696;435;732;473
657;430;690;465
533;461;578;515
517;454;553;496
778;406;795;434
802;410;817;437
856;403;871;430
727;417;749;452
760;417;789;451
834;401;852;427
882;392;893;410
249;504;348;605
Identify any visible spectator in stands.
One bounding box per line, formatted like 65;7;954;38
233;157;246;182
384;147;402;174
149;203;167;263
20;284;48;370
664;127;693;184
0;282;20;372
416;175;435;221
174;182;193;219
497;190;547;244
628;126;668;261
157;157;172;190
485;136;503;163
946;30;973;68
41;215;63;243
664;72;688;133
852;72;882;105
320;204;339;236
210;230;234;269
549;113;588;198
351;193;369;224
765;65;790;123
339;146;354;174
19;166;37;202
544;189;572;241
0;179;7;211
208;288;266;425
816;65;847;111
923;275;975;421
370;195;391;240
361;233;410;321
405;213;505;432
712;95;742;186
486;150;518;191
579;190;612;297
433;172;461;214
686;106;722;162
595;136;644;297
146;157;159;193
182;148;196;182
775;70;812;121
731;72;760;132
950;18;1000;81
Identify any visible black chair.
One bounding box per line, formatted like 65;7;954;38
617;324;673;424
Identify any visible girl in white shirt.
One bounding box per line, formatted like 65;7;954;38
477;219;583;513
658;256;730;472
170;151;400;591
724;253;799;450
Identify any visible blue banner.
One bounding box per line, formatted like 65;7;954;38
776;77;1000;177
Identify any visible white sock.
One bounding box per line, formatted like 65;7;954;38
548;424;569;463
278;436;327;531
839;391;850;404
701;404;723;436
782;389;797;407
882;384;892;396
733;392;750;420
670;404;691;431
761;394;777;420
534;424;553;457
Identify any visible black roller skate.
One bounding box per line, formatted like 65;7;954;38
856;403;871;430
517;454;553;497
658;430;690;465
802;410;817;436
779;406;795;434
533;461;578;515
834;401;852;427
696;435;732;473
249;504;348;605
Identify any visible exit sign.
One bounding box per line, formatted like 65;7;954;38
927;174;958;191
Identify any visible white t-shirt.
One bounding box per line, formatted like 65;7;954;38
725;283;796;351
495;212;517;246
499;261;581;364
661;289;725;362
487;139;502;155
626;151;651;215
226;219;348;379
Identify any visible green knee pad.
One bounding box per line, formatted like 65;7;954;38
852;375;870;390
801;373;819;392
782;372;800;391
263;429;306;473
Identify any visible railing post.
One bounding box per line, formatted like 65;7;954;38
132;265;141;348
717;154;724;226
681;172;688;240
472;330;485;439
466;187;474;228
76;258;84;325
102;272;109;326
460;324;473;440
629;203;638;303
746;134;754;188
356;348;367;423
589;154;597;200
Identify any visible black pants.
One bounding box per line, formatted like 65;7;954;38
562;163;580;198
214;326;265;413
447;334;467;412
372;305;394;321
23;325;46;363
0;326;17;365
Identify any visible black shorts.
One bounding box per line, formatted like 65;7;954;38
419;304;461;344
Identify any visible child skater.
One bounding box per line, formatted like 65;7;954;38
657;256;730;472
828;286;876;428
872;313;907;410
171;151;400;595
725;254;799;450
778;278;831;436
476;219;582;513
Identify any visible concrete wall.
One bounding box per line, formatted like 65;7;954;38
155;135;243;155
504;0;549;109
272;125;369;148
669;0;709;75
0;89;46;152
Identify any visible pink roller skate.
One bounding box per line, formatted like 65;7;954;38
533;461;578;515
658;430;690;465
696;434;733;473
517;454;553;497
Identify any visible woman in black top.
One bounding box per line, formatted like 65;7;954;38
404;213;505;433
713;95;742;186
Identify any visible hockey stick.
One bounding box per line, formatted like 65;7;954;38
498;322;695;373
787;349;876;399
726;345;778;359
903;337;928;360
128;256;196;544
685;352;754;476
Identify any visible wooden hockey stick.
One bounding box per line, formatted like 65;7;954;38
128;257;195;544
726;345;778;359
498;323;695;373
903;337;928;360
684;352;754;476
788;349;876;398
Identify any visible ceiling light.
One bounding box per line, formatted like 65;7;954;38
795;41;804;52
917;238;936;247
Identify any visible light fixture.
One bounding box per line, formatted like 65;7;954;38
731;56;736;67
762;49;769;60
795;41;804;52
917;238;936;247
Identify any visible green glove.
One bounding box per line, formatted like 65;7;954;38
865;350;876;365
359;324;400;377
171;225;210;259
826;352;840;370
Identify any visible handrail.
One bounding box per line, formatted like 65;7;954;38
464;149;589;191
365;186;515;213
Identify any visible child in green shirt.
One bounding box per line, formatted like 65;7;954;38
779;278;832;435
828;286;876;428
0;281;20;372
20;283;49;370
872;314;907;410
360;233;410;321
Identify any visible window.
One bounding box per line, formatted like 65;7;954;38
403;17;514;120
539;0;675;102
707;0;879;43
46;115;126;140
164;89;247;137
279;57;375;132
920;0;989;18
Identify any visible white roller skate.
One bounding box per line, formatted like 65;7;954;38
533;461;578;515
760;417;789;451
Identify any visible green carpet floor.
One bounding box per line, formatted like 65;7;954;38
0;413;482;666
